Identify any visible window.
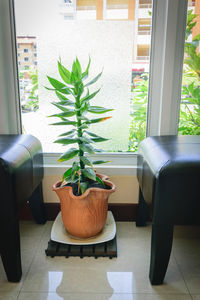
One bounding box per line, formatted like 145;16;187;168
178;0;200;136
0;0;189;167
14;0;153;153
24;57;29;61
24;48;28;52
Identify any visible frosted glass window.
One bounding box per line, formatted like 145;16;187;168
14;0;152;152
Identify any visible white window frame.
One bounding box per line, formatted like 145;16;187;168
0;0;188;176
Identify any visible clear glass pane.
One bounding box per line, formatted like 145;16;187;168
178;0;200;136
14;0;152;153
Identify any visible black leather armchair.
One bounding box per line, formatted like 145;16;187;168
0;134;47;282
136;135;200;285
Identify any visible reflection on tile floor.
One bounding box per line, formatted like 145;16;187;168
1;221;200;299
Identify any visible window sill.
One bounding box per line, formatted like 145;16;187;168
43;152;138;176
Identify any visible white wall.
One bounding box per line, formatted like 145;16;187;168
43;174;139;204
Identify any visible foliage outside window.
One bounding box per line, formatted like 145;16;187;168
129;7;200;152
178;9;200;135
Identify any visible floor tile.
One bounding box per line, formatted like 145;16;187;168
0;262;24;292
192;295;200;300
182;277;200;294
0;222;44;292
22;238;188;294
17;292;193;300
0;291;19;300
1;221;198;297
20;221;46;238
20;222;188;295
173;238;200;294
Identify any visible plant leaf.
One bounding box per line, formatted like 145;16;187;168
84;131;101;137
79;137;93;144
59;129;76;137
80;156;93;166
50;110;76;118
96;175;105;187
58;61;71;84
77;115;89;121
47;76;71;94
78;124;89;129
91;137;109;143
71;59;82;81
88;106;114;114
80;181;89;194
80;88;101;103
71;161;80;181
80;143;95;154
84;131;109;142
85;71;102;87
54;137;79;145
82;168;96;181
50;120;77;126
81;57;91;80
75;57;82;76
58;148;79;162
85;116;112;124
55;91;73;103
93;160;111;164
52;102;74;112
62;167;72;180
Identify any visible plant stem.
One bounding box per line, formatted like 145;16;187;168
75;95;85;171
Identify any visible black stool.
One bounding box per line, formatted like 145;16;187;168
0;134;47;282
136;135;200;285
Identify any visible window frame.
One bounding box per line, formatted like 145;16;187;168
0;0;188;176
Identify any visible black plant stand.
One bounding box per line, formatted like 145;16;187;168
45;236;117;259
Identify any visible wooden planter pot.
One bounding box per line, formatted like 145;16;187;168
52;174;116;239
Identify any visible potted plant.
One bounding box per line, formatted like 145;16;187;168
46;57;116;238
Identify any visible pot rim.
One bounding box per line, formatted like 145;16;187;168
52;173;116;200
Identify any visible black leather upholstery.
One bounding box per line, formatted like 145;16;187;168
0;134;46;282
136;135;200;285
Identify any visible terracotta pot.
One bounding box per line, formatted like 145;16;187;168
52;174;116;238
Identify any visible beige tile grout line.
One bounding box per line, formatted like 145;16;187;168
172;245;193;299
18;222;49;295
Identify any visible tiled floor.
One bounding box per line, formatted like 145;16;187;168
1;221;200;300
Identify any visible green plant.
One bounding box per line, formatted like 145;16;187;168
19;68;39;111
129;74;148;152
179;9;200;135
184;10;200;80
46;57;113;194
25;69;39;111
179;82;200;135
